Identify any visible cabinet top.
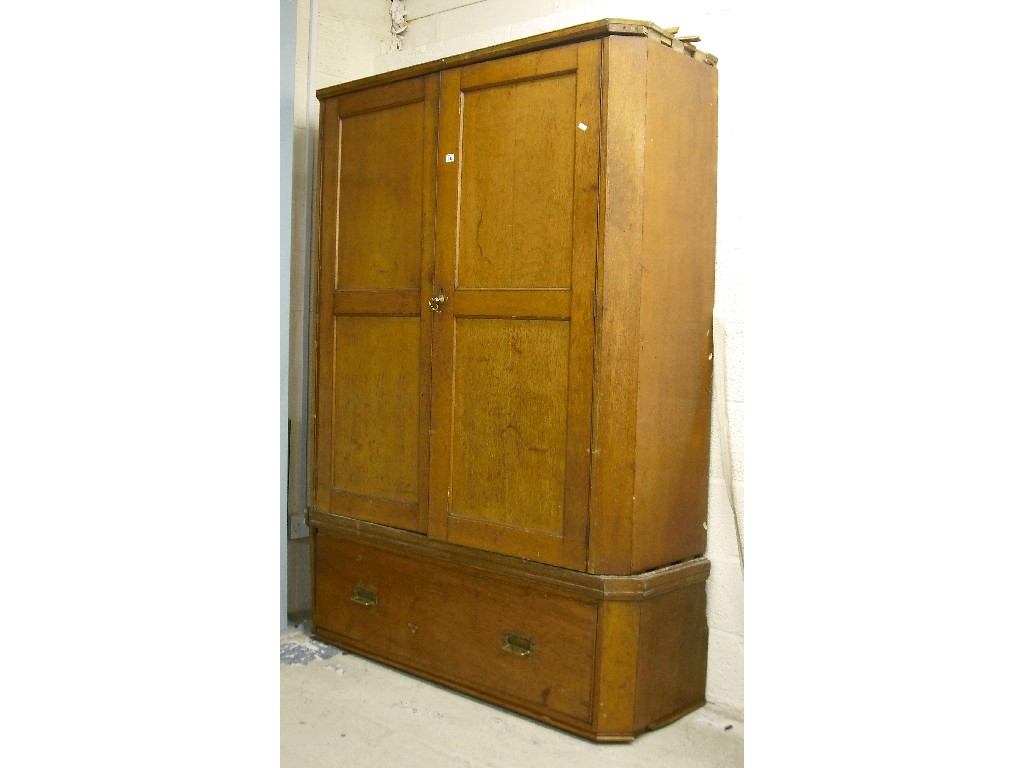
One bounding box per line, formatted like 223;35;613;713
316;18;718;101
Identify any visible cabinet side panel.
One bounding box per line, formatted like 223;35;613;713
634;581;709;730
632;42;718;570
588;35;648;574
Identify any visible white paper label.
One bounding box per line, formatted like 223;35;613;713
445;153;455;162
578;122;588;131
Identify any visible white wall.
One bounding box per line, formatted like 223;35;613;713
289;0;745;719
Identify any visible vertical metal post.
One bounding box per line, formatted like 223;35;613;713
281;0;298;630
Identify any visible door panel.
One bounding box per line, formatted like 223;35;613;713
331;316;420;503
336;100;425;291
457;74;576;290
429;41;601;569
314;76;438;533
451;318;570;533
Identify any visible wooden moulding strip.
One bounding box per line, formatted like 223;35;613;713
334;76;425;117
332;290;420;316
315;19;716;101
311;97;342;515
309;511;709;602
450;289;571;320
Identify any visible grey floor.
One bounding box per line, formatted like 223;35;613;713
281;624;743;767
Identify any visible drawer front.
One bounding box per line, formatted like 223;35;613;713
314;531;598;723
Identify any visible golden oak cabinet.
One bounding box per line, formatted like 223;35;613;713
308;20;719;741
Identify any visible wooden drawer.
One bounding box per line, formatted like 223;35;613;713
313;530;598;723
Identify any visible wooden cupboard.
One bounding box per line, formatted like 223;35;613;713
309;19;718;741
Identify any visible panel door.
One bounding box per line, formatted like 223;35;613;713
313;75;439;533
428;41;601;569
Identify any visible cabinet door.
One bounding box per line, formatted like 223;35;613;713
313;76;438;533
428;41;601;569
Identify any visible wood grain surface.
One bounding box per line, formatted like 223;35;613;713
312;74;439;533
429;41;600;569
308;22;719;740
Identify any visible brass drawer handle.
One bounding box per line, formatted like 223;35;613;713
501;631;534;657
351;585;377;607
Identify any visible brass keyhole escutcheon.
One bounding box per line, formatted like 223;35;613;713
428;293;447;312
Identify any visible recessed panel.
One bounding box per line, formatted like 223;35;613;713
337;102;424;291
332;316;420;502
451;318;569;532
457;75;576;290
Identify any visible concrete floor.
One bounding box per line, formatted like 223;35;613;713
281;625;743;767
